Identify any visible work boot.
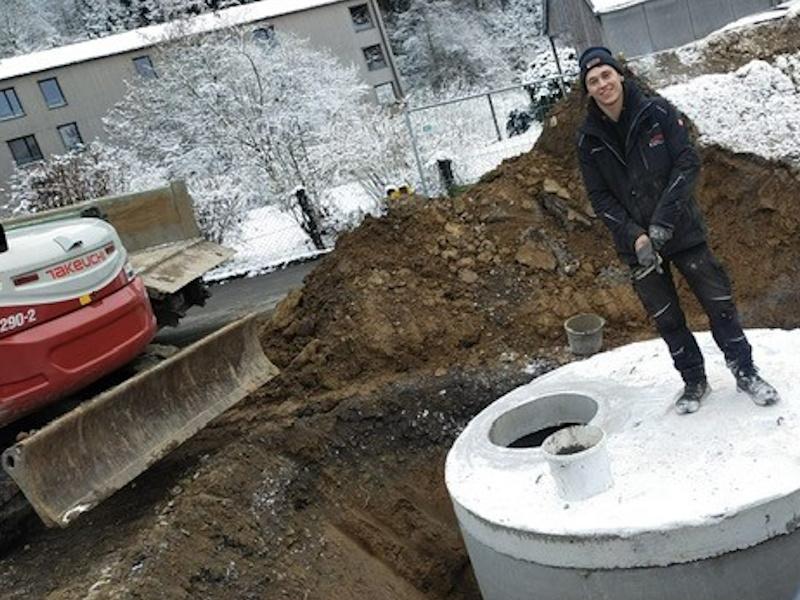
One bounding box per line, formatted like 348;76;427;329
735;367;780;406
675;379;710;415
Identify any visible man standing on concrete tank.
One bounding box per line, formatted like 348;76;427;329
575;46;779;414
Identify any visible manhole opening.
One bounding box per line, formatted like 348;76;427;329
507;422;581;448
489;393;599;449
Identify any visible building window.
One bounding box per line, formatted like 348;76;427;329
363;45;387;71
374;82;397;105
7;135;43;166
133;55;157;79
58;122;84;151
0;88;25;120
252;25;275;42
38;78;67;108
350;4;374;31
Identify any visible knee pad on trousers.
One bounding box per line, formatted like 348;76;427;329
709;304;736;326
651;302;685;333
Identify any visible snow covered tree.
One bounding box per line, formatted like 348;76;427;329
387;0;546;93
389;0;513;92
0;0;62;58
104;27;410;246
6;143;128;214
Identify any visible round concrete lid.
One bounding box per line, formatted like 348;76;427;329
446;329;800;569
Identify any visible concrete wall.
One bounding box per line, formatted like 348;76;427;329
0;0;400;203
550;0;778;59
600;0;777;58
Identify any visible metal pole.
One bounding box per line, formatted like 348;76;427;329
486;93;502;142
403;106;430;197
549;35;567;97
407;74;567;114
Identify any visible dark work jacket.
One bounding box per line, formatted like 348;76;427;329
577;83;707;265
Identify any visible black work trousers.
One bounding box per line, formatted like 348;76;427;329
631;243;752;384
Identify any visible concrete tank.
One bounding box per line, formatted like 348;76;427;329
446;329;800;600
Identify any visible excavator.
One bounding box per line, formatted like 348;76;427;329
0;181;278;533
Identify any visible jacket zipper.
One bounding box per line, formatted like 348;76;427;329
624;101;653;156
583;100;653;169
601;141;626;166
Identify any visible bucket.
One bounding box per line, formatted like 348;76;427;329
564;313;605;355
541;424;613;501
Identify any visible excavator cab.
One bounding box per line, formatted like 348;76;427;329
0;215;156;424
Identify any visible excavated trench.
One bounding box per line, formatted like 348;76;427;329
1;17;800;598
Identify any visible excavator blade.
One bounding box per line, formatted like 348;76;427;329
1;314;278;528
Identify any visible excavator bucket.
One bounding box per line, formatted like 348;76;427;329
1;314;278;528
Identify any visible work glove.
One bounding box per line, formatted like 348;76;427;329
648;224;672;251
633;237;664;279
635;237;658;268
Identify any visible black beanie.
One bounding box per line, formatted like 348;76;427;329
579;46;623;90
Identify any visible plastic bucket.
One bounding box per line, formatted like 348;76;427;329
541;424;613;501
564;313;605;355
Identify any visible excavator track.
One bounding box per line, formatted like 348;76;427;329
0;470;30;551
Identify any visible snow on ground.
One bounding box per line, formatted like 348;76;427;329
205;203;328;281
206;182;382;281
453;125;542;184
660;56;800;166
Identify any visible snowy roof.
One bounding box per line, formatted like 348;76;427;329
585;0;648;15
0;0;344;82
587;0;799;16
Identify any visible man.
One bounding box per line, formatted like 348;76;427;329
576;46;779;414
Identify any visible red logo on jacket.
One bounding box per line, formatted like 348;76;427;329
649;132;665;148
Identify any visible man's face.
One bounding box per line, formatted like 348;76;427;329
585;64;624;107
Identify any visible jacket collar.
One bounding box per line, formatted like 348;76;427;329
580;82;651;144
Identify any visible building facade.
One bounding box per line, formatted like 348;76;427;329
0;0;402;201
547;0;782;58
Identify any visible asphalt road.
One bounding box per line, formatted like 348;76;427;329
155;259;319;347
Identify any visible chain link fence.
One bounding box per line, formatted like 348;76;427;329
403;74;570;197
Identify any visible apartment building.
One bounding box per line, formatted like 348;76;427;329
0;0;402;200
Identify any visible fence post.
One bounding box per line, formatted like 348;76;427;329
295;187;326;250
437;158;456;197
486;93;503;142
403;106;430;197
549;36;568;97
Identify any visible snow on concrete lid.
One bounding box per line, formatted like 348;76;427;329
446;329;800;569
0;0;344;82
